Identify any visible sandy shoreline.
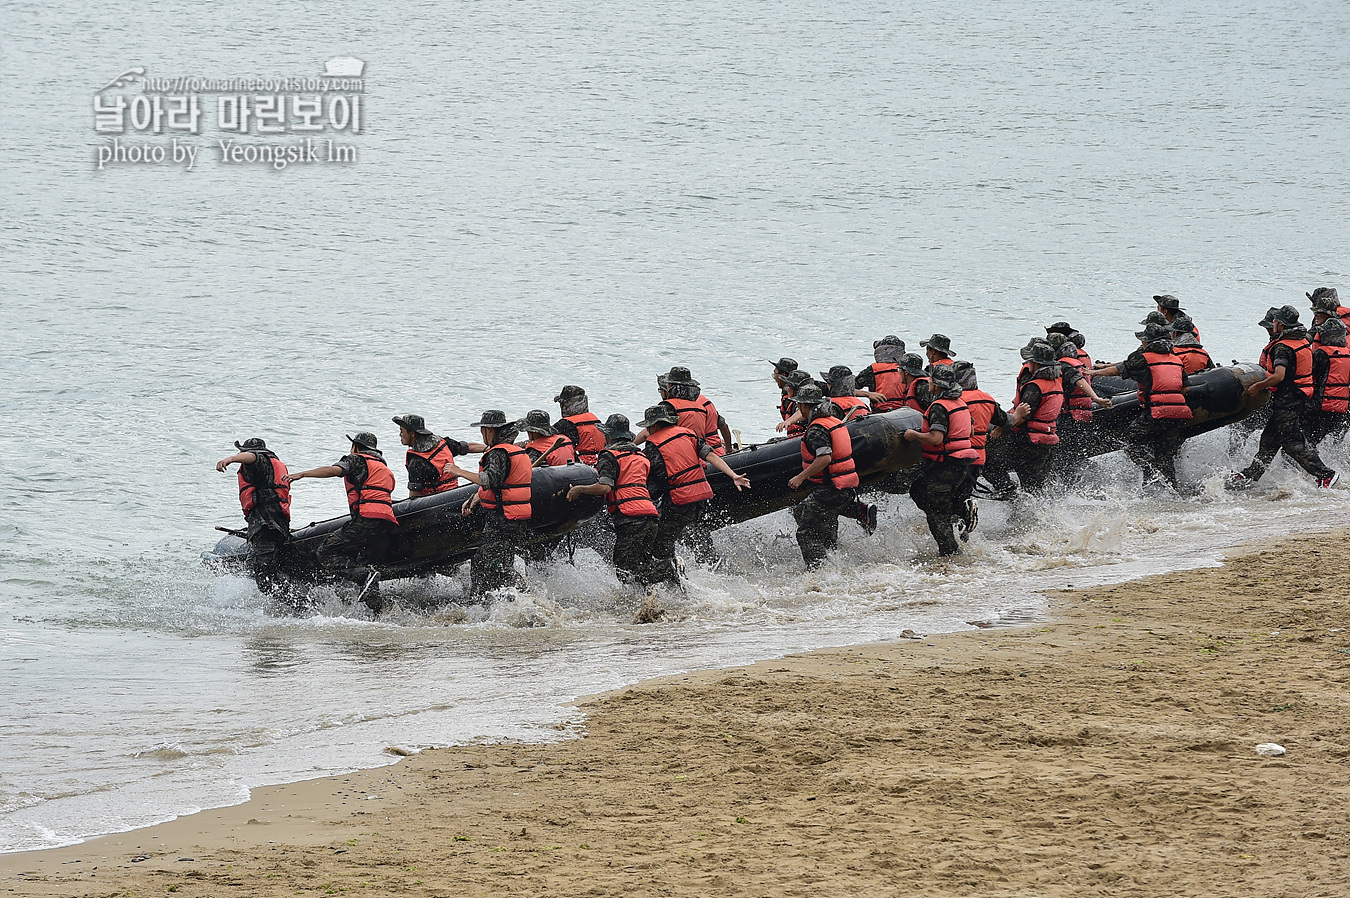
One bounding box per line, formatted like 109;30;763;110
5;530;1350;897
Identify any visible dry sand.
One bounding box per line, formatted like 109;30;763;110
5;530;1350;897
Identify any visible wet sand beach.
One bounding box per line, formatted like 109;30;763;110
5;529;1349;897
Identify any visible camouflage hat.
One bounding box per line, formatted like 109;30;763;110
1134;322;1170;343
1309;287;1341;314
929;364;963;398
789;383;828;407
662;366;699;387
597;413;636;442
637;403;679;428
1153;294;1183;312
1258;306;1279;328
553;385;587;404
1140;310;1169;327
1018;338;1042;361
234;437;267;451
1069;331;1087;349
1316;317;1348;347
1166;313;1198;336
771;357;799;375
951;360;979;391
1054;339;1079;360
345;431;379;450
872;335;905;351
898;353;927;377
1045;321;1075;336
920;333;954;358
782;369;814;389
1045;332;1068;349
1030;341;1057;365
470;409;510;429
521;409;555;436
392;413;432;435
819;364;854;384
1272;305;1302;327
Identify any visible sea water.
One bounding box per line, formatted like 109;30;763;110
2;0;1349;853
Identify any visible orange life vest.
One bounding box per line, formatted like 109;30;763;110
779;393;795;422
664;398;709;442
526;434;576;467
405;438;459;497
1318;344;1350;413
478;443;532;520
799;416;860;489
1141;351;1193;420
903;377;928;412
831;395;870;418
869;362;907;412
1016;372;1064;446
238;449;291;520
1266;337;1314;398
604;448;659;517
1173;344;1212;375
921;397;979;464
344;451;398;524
1338;306;1350;328
696;395;726;455
648;425;714;505
562;412;606;465
962;389;997;466
1058;354;1095;422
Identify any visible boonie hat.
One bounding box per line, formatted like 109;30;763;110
553;385;587;403
919;334;954;358
771;357;799;375
346;431;379;450
897;353;927;377
789;383;827;407
662;366;699;387
873;335;905;350
598;413;636;442
1272;305;1302;327
470;409;510;429
1135;322;1170;343
637;403;679;429
522;409;555;436
1140;311;1168;327
1258;306;1279;329
234;437;267;451
1045;321;1075;336
392;414;432;435
1154;294;1183;312
1309;287;1341;314
951;360;978;391
820;364;854;384
1030;341;1057;365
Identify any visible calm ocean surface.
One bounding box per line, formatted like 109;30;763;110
2;0;1348;852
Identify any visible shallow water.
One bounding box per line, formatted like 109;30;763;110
2;0;1349;853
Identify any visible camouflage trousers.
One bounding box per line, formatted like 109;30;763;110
1240;396;1335;483
793;485;868;569
910;461;974;556
469;515;526;597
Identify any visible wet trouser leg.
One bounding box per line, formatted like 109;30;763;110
1240;397;1335;482
1015;440;1055;490
909;461;973;555
245;518;289;593
793;485;865;569
980;435;1018;494
1124;415;1184;487
469;515;527;597
651;499;703;583
1305;410;1349;448
317;517;396;586
612;513;659;586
